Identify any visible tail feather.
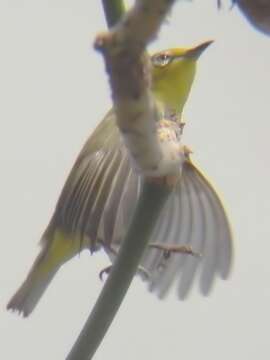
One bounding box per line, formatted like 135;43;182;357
7;245;59;317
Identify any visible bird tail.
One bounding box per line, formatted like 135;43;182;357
7;243;59;317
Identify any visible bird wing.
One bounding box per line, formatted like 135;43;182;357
108;157;233;299
43;109;137;252
137;159;233;299
45;109;233;297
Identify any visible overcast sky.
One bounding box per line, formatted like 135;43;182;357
1;1;270;359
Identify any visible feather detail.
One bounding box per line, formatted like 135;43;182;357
7;242;59;317
137;158;233;298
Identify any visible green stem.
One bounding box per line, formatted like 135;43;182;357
101;0;126;27
66;181;170;360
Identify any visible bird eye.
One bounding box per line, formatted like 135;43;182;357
152;53;171;67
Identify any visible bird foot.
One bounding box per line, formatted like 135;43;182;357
99;265;150;281
149;243;202;259
99;266;112;281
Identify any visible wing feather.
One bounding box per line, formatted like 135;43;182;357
147;194;180;293
177;170;206;299
146;190;182;296
138;159;233;298
97;151;131;247
187;164;219;295
189;163;233;284
44;111;127;252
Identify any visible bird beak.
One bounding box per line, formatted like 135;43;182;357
184;40;214;59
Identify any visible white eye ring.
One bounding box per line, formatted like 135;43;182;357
152;53;171;67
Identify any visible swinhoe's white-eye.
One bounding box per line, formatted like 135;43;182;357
7;41;233;317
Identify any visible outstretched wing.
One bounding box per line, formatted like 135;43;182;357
109;157;233;299
43;109;139;252
45;107;233;298
138;159;233;298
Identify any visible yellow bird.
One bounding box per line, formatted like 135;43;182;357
7;41;233;317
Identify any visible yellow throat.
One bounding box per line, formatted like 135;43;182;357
151;40;213;116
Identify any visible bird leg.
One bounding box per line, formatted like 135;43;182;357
149;243;202;260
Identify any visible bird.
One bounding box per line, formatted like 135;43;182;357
7;40;233;317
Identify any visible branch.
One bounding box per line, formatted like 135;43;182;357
66;182;169;360
236;0;270;35
101;0;126;28
95;0;181;177
66;1;180;358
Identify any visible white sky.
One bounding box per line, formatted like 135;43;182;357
1;1;270;359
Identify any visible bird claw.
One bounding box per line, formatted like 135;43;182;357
99;266;112;281
99;265;150;281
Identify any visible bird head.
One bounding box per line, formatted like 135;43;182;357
151;40;213;116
